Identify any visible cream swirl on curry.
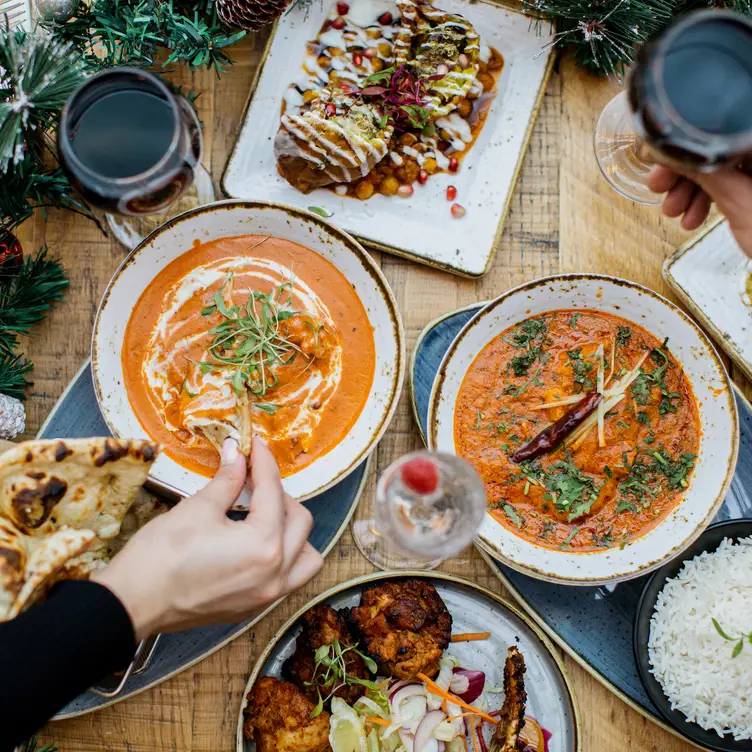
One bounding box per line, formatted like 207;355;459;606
123;235;375;478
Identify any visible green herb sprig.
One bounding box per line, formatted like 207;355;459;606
307;637;379;717
712;618;752;659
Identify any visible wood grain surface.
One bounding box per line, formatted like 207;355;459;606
15;28;744;752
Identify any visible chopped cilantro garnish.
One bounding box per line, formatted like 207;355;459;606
561;526;581;547
566;348;594;393
502;503;523;528
616;326;632;347
570;313;581;329
472;410;483;429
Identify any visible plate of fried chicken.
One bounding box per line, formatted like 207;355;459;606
237;573;580;752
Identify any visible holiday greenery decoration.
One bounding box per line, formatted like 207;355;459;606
0;235;69;400
22;736;59;752
524;0;752;76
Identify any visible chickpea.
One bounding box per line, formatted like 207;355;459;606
303;89;317;103
379;163;394;177
329;47;344;57
329;72;340;84
317;54;330;67
466;86;480;101
423;157;438;175
380;176;399;196
439;128;453;142
457;99;473;118
394;165;408;183
478;61;488;74
478;73;495;92
366;28;381;39
399;132;418;147
378;41;391;56
371;57;384;72
355;180;375;200
402;161;420;183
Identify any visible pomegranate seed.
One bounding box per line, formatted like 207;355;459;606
378;11;393;24
417;169;428;185
436;63;449;76
364;47;378;59
331;16;346;29
397;184;414;198
449;156;459;173
339;82;352;92
446;185;457;200
451;203;466;219
353;52;363;65
336;1;349;13
401;456;440;495
325;102;336;117
458;53;470;68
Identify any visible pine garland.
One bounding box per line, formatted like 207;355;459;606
524;0;752;76
22;736;59;752
0;247;69;399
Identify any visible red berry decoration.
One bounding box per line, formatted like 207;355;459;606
0;231;23;277
331;15;346;29
336;1;349;13
378;11;393;24
401;456;440;495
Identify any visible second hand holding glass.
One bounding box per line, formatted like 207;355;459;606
352;451;487;571
594;10;752;205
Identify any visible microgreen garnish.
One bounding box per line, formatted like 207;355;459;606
359;64;436;131
306;637;379;717
711;618;752;659
190;275;324;400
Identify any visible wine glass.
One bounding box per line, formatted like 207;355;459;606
57;67;215;248
352;451;487;571
594;10;752;205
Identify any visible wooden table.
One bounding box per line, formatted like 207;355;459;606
17;30;745;752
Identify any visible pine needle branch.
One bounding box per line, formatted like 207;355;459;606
0;351;33;400
21;736;58;752
0;247;69;354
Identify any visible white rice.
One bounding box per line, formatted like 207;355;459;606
648;535;752;741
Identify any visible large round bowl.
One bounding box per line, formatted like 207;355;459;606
93;200;405;501
427;274;738;585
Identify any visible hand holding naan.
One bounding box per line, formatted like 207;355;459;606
92;437;323;639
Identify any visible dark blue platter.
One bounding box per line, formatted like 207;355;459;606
410;303;752;739
38;361;369;718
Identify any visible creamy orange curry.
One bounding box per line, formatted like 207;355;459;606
454;310;700;552
123;235;376;477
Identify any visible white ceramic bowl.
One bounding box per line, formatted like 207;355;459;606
93;200;405;501
428;274;739;585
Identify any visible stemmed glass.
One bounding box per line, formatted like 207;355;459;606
57;67;214;248
352;451;487;571
594;10;752;205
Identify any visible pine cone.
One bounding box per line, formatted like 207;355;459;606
0;393;25;440
216;0;291;31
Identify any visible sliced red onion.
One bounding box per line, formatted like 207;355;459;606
387;680;409;700
399;729;415;752
390;683;425;708
414;709;447;751
450;668;485;703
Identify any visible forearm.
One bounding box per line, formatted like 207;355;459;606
0;580;136;750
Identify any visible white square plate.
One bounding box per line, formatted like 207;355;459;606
222;0;554;277
663;219;752;382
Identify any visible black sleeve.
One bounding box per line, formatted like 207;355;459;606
0;580;137;750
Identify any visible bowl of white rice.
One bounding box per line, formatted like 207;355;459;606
634;519;752;751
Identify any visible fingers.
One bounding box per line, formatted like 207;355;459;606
681;189;712;231
284;542;324;591
648;165;681;195
191;439;248;513
246;436;286;533
281;494;314;570
662;178;697;219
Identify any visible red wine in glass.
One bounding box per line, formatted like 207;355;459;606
58;68;202;216
630;10;752;170
594;10;752;204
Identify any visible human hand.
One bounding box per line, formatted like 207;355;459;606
648;163;752;257
92;436;323;640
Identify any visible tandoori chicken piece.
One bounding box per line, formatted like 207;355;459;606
348;579;452;680
243;676;332;752
490;645;528;752
283;604;369;705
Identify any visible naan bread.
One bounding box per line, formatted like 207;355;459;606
183;387;253;457
0;438;158;539
0;518;26;619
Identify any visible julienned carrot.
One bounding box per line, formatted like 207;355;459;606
451;632;491;643
446;712;483;722
365;716;390;727
417;673;498;725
